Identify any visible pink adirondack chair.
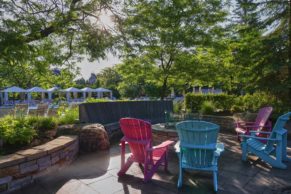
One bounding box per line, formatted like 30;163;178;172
235;106;273;142
117;118;174;182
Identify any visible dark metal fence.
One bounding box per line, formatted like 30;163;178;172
79;101;173;124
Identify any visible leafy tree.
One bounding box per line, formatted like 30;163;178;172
96;67;122;98
225;0;289;101
39;68;78;88
118;0;227;99
257;0;291;100
0;0;116;88
116;58;160;98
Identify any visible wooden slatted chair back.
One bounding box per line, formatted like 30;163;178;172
176;121;219;168
265;112;291;152
254;106;273;131
119;118;152;163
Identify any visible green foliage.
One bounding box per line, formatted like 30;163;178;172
57;106;79;125
26;116;58;137
85;98;110;103
173;101;184;114
119;0;227;99
231;92;283;114
96;67;122;98
185;92;285;115
0;0;115;89
200;101;216;115
185;93;235;113
0;116;37;145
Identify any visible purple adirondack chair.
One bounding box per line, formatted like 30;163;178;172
235;106;273;142
117;118;174;182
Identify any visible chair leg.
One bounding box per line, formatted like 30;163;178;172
213;171;218;192
177;151;183;188
177;168;183;188
117;156;134;177
237;133;241;142
241;142;247;161
144;157;164;182
164;153;168;171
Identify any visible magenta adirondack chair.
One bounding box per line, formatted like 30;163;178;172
117;118;174;182
235;106;273;142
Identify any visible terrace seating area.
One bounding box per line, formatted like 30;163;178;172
10;132;291;194
1;101;290;194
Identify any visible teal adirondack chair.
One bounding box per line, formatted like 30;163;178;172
241;112;291;169
176;121;224;192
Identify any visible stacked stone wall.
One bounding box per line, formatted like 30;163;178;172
0;136;78;193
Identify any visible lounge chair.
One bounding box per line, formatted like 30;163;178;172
235;106;273;142
117;118;174;182
241;112;291;169
176;121;224;192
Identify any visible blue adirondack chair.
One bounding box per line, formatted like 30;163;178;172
241;112;291;169
176;121;224;192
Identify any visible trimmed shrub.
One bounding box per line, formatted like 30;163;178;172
230;91;284;114
200;101;216;114
173;101;184;113
26;116;58;137
58;106;79;125
185;93;235;112
185;92;285;115
85;98;110;103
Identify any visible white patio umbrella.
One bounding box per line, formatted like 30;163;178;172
1;86;27;102
47;86;59;100
27;87;47;101
81;87;95;98
60;87;81;101
95;88;112;99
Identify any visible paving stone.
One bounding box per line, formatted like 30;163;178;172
10;182;50;194
88;176;124;194
0;154;25;168
0;176;12;185
79;173;113;185
56;179;99;194
37;156;51;171
16;148;47;161
0;176;12;192
9;176;33;191
51;155;60;164
0;165;19;177
19;160;38;174
33;141;65;154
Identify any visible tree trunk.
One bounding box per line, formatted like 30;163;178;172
160;76;168;100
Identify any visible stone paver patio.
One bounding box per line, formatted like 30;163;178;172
10;133;291;194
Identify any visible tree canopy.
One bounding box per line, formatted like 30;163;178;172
0;0;116;88
0;0;290;105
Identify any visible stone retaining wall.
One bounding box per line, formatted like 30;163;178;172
0;136;78;193
201;115;235;131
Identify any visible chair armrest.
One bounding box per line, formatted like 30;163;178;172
149;140;174;151
242;124;262;128
120;136;149;145
237;121;255;125
250;131;272;134
240;134;277;141
214;143;224;157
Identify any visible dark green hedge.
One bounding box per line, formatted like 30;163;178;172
185;92;285;114
185;93;235;112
